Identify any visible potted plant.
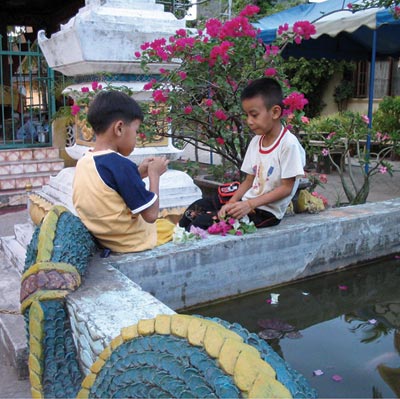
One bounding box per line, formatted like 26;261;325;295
333;80;354;112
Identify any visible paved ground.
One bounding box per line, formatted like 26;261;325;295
0;351;30;399
0;206;31;399
0;160;399;398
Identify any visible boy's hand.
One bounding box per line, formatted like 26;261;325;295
218;201;252;220
147;156;169;177
138;157;154;178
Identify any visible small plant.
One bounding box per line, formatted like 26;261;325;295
207;163;241;183
333;80;354;112
303;111;398;205
305;171;328;192
169;159;201;178
373;95;400;159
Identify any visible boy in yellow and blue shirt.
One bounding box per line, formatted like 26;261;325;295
72;90;174;253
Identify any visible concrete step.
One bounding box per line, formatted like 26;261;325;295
0;248;28;380
0;189;30;208
0;175;52;209
0;147;61;162
0;171;62;191
0;147;65;208
14;222;35;251
0;158;65;177
1;234;28;274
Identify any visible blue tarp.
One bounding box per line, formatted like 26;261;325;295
254;0;400;60
254;0;400;169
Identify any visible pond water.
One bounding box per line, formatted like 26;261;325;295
185;256;400;398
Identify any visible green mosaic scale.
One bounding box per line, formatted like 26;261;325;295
21;206;316;399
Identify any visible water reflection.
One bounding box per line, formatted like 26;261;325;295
377;330;400;398
188;256;400;398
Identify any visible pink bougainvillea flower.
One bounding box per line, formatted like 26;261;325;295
81;86;90;93
264;68;277;77
184;106;193;114
327;131;336;139
361;114;370;124
178;71;187;80
204;99;213;107
226;77;238;91
379;165;388;174
264;45;280;57
319;174;328;184
239;4;260;17
292;21;317;44
134;51;141;58
283;91;308;112
278;23;289;35
235;230;243;236
151;108;161;115
205;18;222;38
209;41;234;66
175;28;187;37
216;137;225;145
218;16;258;40
286;113;295;122
347;3;353;8
143;79;157;91
338;285;348;291
395;6;400;18
91;81;99;91
153;89;169;103
140;42;150;50
71;104;81;116
301;116;310;124
175;37;196;51
138;133;146;140
322;148;330;157
150;37;167;50
189;225;208;239
215;109;228;121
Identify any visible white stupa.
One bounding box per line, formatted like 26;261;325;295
35;0;201;215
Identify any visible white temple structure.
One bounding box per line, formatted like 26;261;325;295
35;0;202;216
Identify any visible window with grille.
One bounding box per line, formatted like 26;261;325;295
353;60;368;98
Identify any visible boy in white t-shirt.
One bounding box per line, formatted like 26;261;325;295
218;77;306;227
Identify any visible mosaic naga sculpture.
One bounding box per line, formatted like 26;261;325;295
20;205;317;398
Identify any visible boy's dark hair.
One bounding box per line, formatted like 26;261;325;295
240;77;283;110
87;90;144;134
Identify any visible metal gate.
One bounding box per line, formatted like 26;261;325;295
0;31;55;149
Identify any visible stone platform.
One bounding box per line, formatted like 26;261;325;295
1;198;400;383
93;198;400;310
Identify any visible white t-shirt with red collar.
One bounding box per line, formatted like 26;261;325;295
241;126;306;220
